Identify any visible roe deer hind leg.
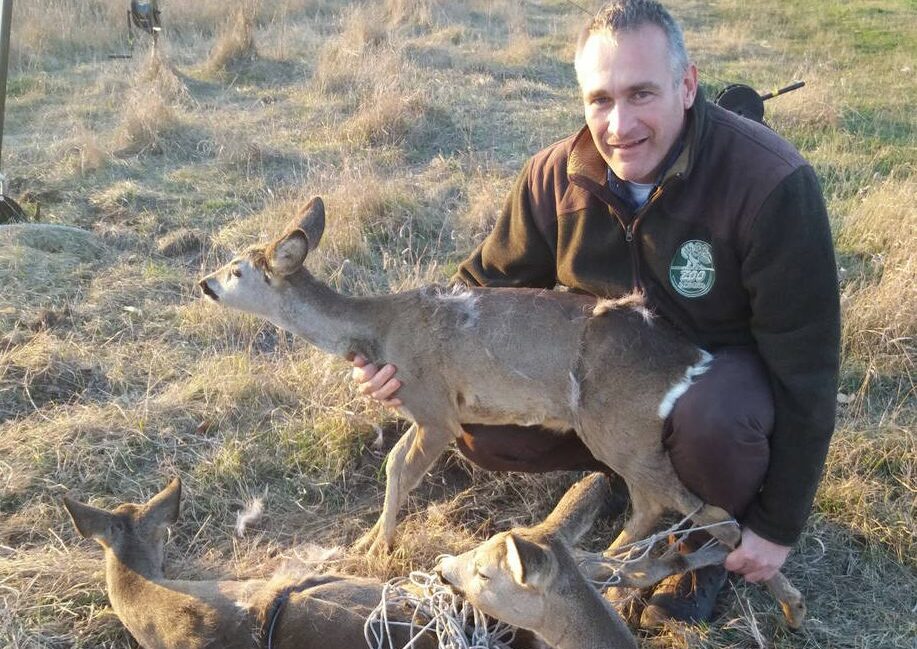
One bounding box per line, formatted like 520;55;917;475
353;422;455;554
605;484;665;553
650;458;742;549
580;543;729;590
657;461;805;627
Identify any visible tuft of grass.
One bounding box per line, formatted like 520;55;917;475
113;84;183;156
838;176;916;377
68;134;109;176
0;332;109;420
818;424;915;566
206;3;259;73
385;0;445;29
342;86;430;148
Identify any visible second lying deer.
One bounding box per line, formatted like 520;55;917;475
438;473;639;649
199;197;805;628
63;478;441;649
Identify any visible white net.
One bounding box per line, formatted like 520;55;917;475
578;505;734;590
364;569;518;649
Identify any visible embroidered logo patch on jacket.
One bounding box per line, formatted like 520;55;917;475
669;240;716;298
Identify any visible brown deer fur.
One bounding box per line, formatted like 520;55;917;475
198;197;806;628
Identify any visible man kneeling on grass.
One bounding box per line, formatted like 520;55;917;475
353;0;840;629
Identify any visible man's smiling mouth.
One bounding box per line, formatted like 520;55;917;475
610;137;649;150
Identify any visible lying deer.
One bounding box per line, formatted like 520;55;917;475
62;478;440;649
199;197;806;628
438;473;638;649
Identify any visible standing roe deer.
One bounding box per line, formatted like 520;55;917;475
62;478;441;649
198;197;806;628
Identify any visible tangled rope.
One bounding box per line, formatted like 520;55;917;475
364;569;517;649
578;506;736;590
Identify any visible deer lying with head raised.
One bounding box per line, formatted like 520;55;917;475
62;478;441;649
438;473;639;649
199;197;806;628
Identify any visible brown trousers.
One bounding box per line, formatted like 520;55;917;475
455;347;773;519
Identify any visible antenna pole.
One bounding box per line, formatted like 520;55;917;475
0;0;13;177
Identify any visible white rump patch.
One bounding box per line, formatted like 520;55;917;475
657;350;713;419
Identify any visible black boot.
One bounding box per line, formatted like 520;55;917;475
639;563;727;629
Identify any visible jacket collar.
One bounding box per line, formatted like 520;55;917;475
567;86;708;198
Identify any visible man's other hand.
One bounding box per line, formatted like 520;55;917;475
351;354;402;408
724;527;792;583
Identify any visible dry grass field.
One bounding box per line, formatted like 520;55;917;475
0;0;914;647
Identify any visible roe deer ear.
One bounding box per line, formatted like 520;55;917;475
540;472;609;545
505;534;556;590
63;496;114;541
267;230;310;276
142;477;181;528
286;196;325;253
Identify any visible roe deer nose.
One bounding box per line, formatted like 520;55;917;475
199;280;218;301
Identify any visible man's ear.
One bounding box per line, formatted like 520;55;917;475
504;534;555;589
142;478;181;529
63;496;114;541
682;62;698;109
267;230;310;276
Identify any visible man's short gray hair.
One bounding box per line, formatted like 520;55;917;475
575;0;690;81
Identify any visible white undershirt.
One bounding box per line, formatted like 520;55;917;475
627;181;654;208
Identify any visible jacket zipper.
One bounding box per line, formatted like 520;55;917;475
624;173;682;291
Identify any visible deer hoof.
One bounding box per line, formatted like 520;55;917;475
780;594;807;630
352;526;392;556
366;536;392;557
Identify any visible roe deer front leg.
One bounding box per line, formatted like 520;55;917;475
765;572;806;630
354;422;456;554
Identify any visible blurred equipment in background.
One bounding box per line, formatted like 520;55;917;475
109;0;162;59
715;81;806;125
0;0;25;223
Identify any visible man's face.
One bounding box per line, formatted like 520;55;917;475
577;24;697;184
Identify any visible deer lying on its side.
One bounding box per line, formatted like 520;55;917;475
199;197;805;628
438;473;638;649
62;478;440;649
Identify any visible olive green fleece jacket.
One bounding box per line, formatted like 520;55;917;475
454;93;841;546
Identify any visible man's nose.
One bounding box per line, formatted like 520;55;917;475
606;104;630;139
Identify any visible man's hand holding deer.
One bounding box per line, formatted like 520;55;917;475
351;355;402;408
725;528;792;583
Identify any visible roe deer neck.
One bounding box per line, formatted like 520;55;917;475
275;271;379;359
539;570;634;649
104;550;254;649
104;551;195;646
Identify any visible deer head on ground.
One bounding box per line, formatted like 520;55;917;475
438;473;638;649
